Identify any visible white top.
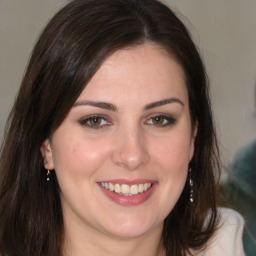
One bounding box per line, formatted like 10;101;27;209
195;208;245;256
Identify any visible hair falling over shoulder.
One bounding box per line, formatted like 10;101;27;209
0;0;220;255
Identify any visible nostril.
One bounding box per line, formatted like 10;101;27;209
111;142;150;171
111;128;150;170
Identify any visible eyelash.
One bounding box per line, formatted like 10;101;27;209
79;114;176;129
145;114;176;127
79;115;110;129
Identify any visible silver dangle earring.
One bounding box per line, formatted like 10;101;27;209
46;170;51;182
188;168;194;203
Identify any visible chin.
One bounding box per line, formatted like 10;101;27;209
102;215;162;239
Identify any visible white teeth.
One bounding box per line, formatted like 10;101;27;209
109;183;114;191
100;182;152;195
138;184;144;193
115;184;121;193
121;184;130;194
130;184;138;195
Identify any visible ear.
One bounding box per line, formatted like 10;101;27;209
40;139;54;170
189;121;198;161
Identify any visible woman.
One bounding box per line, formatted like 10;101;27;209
0;0;245;255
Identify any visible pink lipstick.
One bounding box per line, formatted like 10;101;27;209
98;179;157;206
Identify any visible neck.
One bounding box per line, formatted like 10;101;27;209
63;219;165;256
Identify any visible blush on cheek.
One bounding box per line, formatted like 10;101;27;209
154;142;190;163
57;139;111;177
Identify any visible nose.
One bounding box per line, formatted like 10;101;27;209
111;127;150;171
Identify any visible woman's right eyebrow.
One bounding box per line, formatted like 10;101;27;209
73;100;117;112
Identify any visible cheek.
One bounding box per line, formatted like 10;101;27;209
152;134;192;170
51;134;111;178
152;137;190;215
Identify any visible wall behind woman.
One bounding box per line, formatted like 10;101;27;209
0;0;255;165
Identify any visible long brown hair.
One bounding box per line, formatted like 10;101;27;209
0;0;220;255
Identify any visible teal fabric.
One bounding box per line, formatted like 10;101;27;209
225;140;256;256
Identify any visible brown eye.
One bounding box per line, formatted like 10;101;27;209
145;115;176;127
80;115;108;129
89;116;103;126
152;116;165;125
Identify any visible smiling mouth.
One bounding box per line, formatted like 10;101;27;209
100;182;152;196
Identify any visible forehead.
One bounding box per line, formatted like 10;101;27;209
78;42;187;105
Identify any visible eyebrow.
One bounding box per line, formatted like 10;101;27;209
73;100;117;111
73;97;183;111
144;98;184;110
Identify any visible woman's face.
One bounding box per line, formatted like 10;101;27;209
41;42;196;239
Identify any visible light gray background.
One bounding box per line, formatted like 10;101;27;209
1;0;255;165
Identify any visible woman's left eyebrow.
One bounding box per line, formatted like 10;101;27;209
144;98;184;110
